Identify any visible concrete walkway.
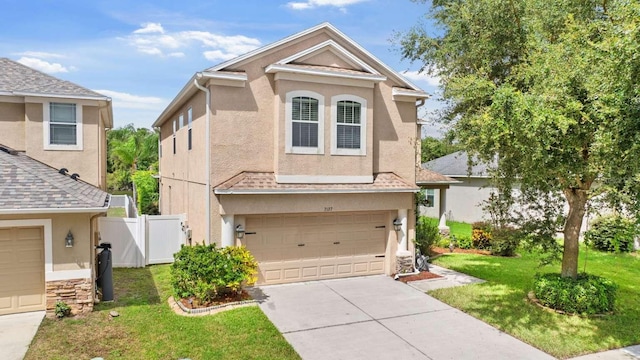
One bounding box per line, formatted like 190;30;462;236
568;345;640;360
407;264;485;291
255;275;554;360
0;311;44;360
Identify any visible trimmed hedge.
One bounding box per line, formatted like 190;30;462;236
171;244;258;305
533;273;617;315
491;227;520;256
584;215;636;253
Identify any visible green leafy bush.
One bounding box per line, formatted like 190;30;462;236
472;221;492;250
54;301;71;319
171;244;258;304
415;217;441;255
584;215;636;253
491;227;520;256
437;237;451;248
534;273;617;315
131;170;159;215
457;235;474;249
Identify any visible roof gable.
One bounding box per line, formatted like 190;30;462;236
208;22;421;91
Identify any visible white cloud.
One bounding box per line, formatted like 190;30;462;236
17;57;70;73
402;70;440;87
124;23;261;62
286;0;368;11
14;51;66;59
133;22;164;34
203;50;237;62
94;89;167;110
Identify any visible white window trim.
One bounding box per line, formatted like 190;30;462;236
285;90;324;155
43;101;83;151
331;94;366;156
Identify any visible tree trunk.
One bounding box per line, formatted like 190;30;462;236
561;188;588;279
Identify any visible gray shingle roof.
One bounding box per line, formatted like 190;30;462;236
423;151;494;178
0;58;108;99
0;146;109;210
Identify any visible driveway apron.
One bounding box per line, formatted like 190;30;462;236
257;275;555;360
0;311;44;360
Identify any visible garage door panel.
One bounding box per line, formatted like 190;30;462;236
245;212;388;285
0;226;45;315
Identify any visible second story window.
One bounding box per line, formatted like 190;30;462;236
331;95;366;156
285;91;324;155
44;102;83;150
173;119;177;155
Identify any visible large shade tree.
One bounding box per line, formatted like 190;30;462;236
399;0;640;278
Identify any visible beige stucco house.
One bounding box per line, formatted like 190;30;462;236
0;58;112;316
154;23;435;284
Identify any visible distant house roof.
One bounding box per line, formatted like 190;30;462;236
0;58;109;100
214;172;419;194
415;168;460;186
0;145;109;213
423;151;494;178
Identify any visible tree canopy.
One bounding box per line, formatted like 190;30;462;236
400;0;640;278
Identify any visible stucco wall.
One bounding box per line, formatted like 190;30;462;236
0;213;97;271
0;101;26;150
421;177;493;223
22;102;103;188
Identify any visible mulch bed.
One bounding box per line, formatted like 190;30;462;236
394;271;443;283
179;290;252;309
430;247;492;256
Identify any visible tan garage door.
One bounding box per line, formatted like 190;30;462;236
244;212;387;285
0;227;45;315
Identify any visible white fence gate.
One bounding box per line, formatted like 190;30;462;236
98;214;185;268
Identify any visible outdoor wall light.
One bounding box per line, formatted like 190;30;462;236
65;230;74;248
235;224;245;239
393;218;402;232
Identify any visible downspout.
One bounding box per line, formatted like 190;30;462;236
193;74;211;245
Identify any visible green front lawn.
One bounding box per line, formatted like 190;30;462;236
25;266;300;360
430;248;640;358
423;216;473;238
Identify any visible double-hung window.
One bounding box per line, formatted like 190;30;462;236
172;119;177;155
424;189;435;208
331;95;366;155
44;102;82;150
286;91;324;154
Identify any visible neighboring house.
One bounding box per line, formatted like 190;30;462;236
154;23;434;284
0;58;113;316
0;58;112;189
0;146;109;316
422;151;493;223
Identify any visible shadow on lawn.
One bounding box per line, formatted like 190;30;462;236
436;254;640;356
94;267;161;311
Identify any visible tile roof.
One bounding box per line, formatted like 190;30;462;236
423;151;495;178
415;168;460;185
214;172;419;194
0;146;109;211
0;58;108;99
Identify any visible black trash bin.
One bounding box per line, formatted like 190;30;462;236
96;243;113;301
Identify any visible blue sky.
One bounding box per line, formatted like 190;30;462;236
0;0;444;136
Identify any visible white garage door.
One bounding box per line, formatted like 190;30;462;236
244;212;387;285
0;227;46;315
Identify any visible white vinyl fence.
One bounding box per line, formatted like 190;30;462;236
98;214;185;267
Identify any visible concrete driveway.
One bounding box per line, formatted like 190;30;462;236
256;275;555;360
0;311;44;360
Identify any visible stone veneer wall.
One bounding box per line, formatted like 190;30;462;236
396;255;414;274
46;278;93;317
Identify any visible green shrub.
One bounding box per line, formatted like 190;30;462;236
54;301;71;319
437;237;452;248
457;235;474;249
472;221;492;249
584;215;636;253
491;227;520;256
171;244;258;304
415;217;441;255
533;273;617;315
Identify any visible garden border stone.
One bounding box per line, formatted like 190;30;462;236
168;296;258;316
